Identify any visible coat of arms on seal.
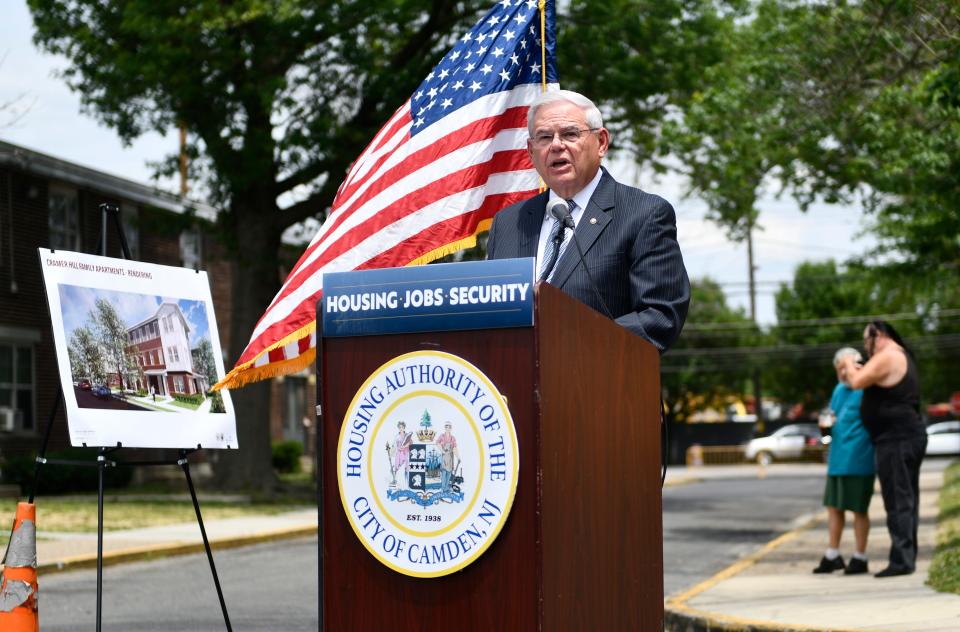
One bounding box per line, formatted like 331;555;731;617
386;410;464;506
337;350;519;578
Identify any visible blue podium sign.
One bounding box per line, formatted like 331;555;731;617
321;258;535;337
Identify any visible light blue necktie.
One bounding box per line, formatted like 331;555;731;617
544;200;576;282
538;216;564;282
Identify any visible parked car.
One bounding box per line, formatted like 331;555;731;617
926;421;960;456
78;379;91;391
92;384;112;400
744;423;826;466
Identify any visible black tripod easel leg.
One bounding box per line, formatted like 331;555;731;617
27;388;63;504
179;451;232;631
96;447;107;632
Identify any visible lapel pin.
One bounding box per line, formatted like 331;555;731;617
590;217;597;225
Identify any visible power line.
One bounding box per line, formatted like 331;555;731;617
683;309;960;331
664;332;960;362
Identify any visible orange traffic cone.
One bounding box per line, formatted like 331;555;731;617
0;502;39;631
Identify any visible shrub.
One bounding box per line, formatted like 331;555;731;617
272;440;303;474
207;390;226;413
2;448;134;494
173;392;204;405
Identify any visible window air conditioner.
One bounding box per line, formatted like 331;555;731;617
0;407;15;432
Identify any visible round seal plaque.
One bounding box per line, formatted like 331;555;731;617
336;350;519;578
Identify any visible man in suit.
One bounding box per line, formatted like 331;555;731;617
486;90;690;352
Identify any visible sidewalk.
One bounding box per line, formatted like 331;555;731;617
34;507;317;574
666;467;960;631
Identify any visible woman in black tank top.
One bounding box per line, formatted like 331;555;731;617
837;320;927;577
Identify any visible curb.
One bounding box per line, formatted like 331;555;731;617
664;476;703;488
663;511;865;632
38;525;318;575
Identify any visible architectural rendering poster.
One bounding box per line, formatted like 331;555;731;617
39;248;237;449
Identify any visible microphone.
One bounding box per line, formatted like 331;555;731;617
546;197;613;320
547;198;575;229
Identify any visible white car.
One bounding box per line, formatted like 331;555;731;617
744;423;826;466
926;421;960;456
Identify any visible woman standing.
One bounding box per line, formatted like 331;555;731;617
838;320;926;578
813;347;875;575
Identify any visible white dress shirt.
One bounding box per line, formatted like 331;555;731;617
535;168;604;274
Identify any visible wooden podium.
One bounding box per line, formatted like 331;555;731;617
317;282;663;630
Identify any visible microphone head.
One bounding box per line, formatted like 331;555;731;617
546;198;569;221
546;198;575;228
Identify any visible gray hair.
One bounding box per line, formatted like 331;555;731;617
527;89;604;136
833;347;862;368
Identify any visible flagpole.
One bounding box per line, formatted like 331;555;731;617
538;0;548;192
539;0;547;93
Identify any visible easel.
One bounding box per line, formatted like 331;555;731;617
31;203;232;631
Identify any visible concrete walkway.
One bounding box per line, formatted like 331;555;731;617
33;508;317;574
666;465;960;631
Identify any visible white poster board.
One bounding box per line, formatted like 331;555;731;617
39;248;238;449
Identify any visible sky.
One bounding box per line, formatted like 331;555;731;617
0;2;876;325
58;285;211;348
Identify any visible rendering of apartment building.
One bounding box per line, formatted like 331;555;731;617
126;303;209;398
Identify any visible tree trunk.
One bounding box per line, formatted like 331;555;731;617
210;195;284;493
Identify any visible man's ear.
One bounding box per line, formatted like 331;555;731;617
596;127;610;157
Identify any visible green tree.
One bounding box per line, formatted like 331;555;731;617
559;0;746;161
661;278;761;423
192;338;218;389
91;298;132;391
68;325;106;384
28;0;495;490
768;260;960;411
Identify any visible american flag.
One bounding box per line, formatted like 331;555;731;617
217;0;558;389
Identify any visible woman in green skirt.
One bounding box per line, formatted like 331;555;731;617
813;347;876;575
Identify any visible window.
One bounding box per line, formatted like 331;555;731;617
121;203;140;260
283;376;309;445
48;186;80;251
179;229;202;270
173;375;184;393
0;343;34;432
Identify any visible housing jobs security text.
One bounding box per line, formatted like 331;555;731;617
325;282;531;313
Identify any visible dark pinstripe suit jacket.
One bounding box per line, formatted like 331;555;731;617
486;168;690;352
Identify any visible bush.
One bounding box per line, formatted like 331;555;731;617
173;392;204;405
2;448;134;495
135;389;148;397
272;440;303;474
207;390;226;413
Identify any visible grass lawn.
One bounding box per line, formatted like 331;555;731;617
169;398;201;411
0;498;313;533
928;460;960;594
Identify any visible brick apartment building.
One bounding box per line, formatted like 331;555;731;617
0;140;315;461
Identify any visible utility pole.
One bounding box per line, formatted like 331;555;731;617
746;216;765;433
179;123;189;197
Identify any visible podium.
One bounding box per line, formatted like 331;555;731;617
317;281;663;631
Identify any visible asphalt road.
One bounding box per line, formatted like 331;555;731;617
74;386;150;411
40;538;319;631
40;463;936;630
662;466;824;596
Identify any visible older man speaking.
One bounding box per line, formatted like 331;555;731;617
486;90;689;352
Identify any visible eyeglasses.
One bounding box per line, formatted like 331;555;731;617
531;127;599;148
